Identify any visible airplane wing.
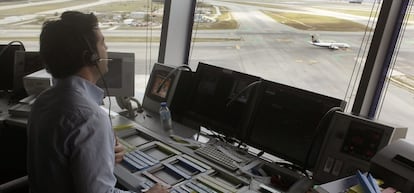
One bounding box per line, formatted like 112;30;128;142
329;45;339;50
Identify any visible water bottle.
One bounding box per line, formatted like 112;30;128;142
159;102;173;132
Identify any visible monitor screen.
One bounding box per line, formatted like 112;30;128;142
150;73;171;99
144;63;176;104
245;80;346;170
0;44;25;91
96;52;135;97
13;51;44;98
142;63;194;115
182;62;261;140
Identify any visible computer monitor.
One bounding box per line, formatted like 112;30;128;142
180;62;262;140
13;51;44;98
142;63;193;115
0;44;25;92
96;52;135;97
245;80;346;170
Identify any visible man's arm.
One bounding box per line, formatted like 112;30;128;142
68;111;134;193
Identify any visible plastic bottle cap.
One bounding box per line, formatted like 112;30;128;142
160;102;167;107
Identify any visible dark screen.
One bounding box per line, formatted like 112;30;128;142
246;80;345;169
0;45;24;91
183;62;261;140
97;58;123;88
12;51;44;98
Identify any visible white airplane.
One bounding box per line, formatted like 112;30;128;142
309;35;350;50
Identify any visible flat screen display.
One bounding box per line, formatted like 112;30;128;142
96;52;135;97
13;51;44;98
0;44;24;91
245;80;346;169
182;62;261;140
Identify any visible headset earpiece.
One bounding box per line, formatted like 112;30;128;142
83;50;99;65
89;52;99;65
82;35;99;65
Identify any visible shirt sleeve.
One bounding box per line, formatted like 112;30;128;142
68;110;136;193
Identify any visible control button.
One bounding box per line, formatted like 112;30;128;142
323;157;335;173
331;160;343;176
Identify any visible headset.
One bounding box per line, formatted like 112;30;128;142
82;35;100;65
82;35;116;138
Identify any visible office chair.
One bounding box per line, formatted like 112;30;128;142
0;175;28;193
0;119;29;193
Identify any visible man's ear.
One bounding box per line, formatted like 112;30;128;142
82;50;99;66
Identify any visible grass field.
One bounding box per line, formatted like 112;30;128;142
262;10;370;31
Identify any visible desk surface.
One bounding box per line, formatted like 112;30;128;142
0;94;306;193
112;110;307;193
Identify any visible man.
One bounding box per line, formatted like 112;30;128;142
27;11;168;193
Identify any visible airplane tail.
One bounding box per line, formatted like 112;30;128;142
311;35;319;43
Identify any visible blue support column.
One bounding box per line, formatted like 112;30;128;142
352;0;411;118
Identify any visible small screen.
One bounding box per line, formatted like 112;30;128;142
142;63;183;114
150;73;172;99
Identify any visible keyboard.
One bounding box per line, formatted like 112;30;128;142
194;145;240;171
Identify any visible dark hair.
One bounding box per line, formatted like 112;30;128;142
40;11;98;78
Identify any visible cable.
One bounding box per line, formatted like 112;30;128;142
302;106;343;174
226;80;262;107
200;126;230;144
273;161;307;177
156;65;192;93
96;64;113;130
145;0;154;87
0;41;25;58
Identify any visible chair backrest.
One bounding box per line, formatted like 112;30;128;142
0;175;29;193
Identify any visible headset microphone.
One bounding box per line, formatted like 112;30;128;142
98;58;113;61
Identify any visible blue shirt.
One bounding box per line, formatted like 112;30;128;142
27;75;135;193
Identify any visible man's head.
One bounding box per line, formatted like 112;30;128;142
40;11;108;79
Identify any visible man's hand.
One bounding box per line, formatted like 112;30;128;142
145;184;169;193
114;137;125;163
